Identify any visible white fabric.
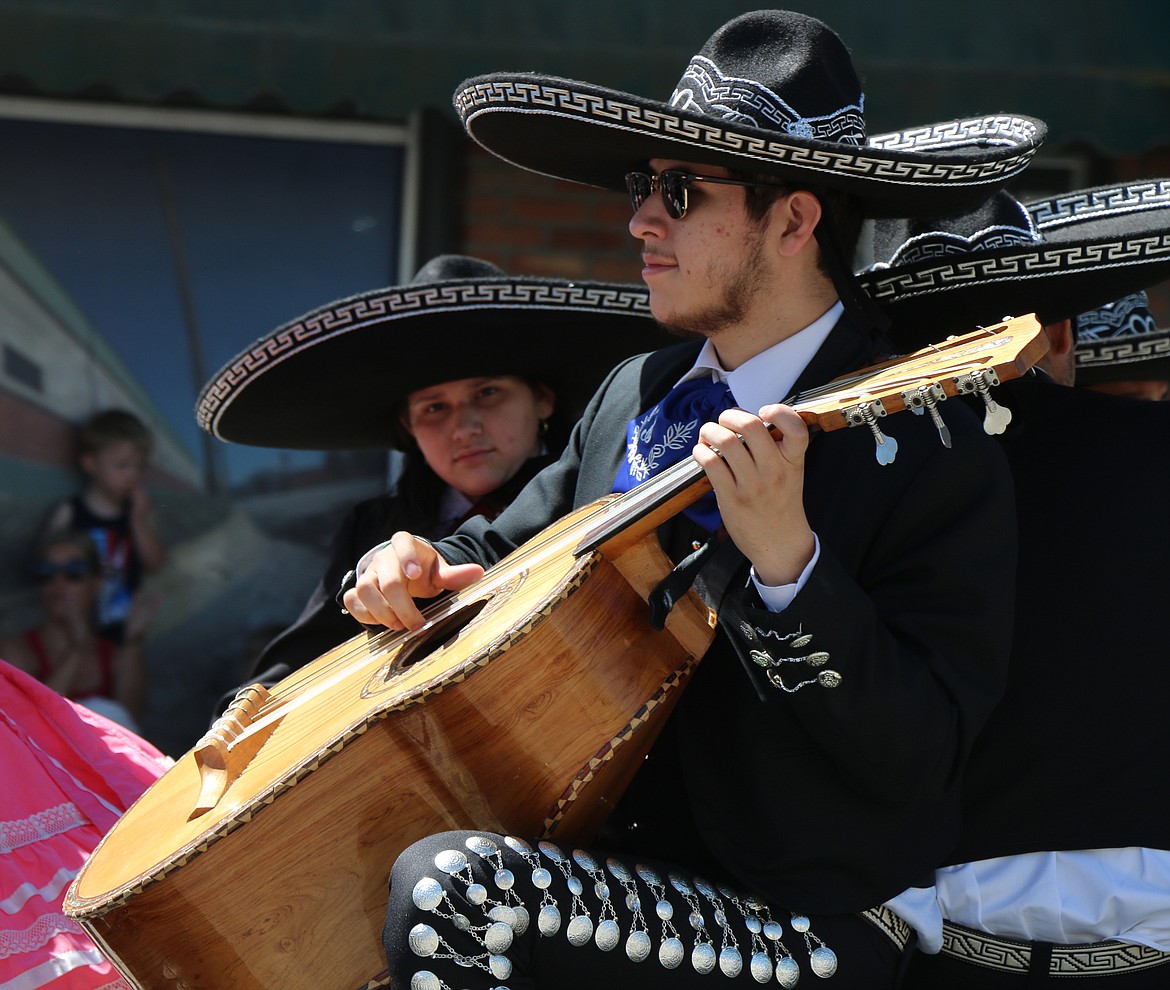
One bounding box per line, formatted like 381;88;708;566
934;848;1170;951
679;301;841;414
886;886;944;954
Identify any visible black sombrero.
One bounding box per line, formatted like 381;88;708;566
453;10;1045;219
859;179;1170;352
1075;291;1170;385
196;255;662;450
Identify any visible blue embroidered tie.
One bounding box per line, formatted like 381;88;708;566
611;375;736;532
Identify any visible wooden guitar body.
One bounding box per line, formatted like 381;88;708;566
65;506;716;990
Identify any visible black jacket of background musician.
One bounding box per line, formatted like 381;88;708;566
438;313;1019;914
948;377;1170;865
248;456;554;680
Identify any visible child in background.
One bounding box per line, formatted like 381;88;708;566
43;409;166;644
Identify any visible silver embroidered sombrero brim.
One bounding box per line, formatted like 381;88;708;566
455;74;1044;219
1075;291;1170;385
453;12;1045;218
859;179;1170;352
196;256;661;450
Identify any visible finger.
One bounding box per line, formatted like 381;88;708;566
435;561;486;592
718;409;779;467
344;577;406;631
694;421;742;482
346;550;419;630
757;404;810;463
697;414;761;483
391;531;430;581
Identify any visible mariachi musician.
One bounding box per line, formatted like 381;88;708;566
198;254;664;690
347;11;1046;989
859;181;1170;987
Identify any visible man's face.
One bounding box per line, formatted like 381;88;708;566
401;375;555;500
628;158;775;340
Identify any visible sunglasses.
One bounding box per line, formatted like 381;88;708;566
33;559;97;583
624;169;787;220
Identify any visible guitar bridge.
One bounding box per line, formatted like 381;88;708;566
190;683;283;819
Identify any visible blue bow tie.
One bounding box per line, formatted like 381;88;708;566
611;376;735;532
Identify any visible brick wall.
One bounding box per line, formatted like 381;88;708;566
458;145;643;284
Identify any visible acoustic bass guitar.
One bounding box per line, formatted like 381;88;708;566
65;316;1047;990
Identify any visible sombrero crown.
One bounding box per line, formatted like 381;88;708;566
454;9;1045;218
1075;291;1170;385
860;179;1170;352
196;255;662;450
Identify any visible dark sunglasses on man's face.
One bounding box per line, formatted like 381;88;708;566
624;169;786;220
33;559;96;583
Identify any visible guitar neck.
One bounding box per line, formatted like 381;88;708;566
572;314;1048;558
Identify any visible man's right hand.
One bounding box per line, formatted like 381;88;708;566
342;532;485;630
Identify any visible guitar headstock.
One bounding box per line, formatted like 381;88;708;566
792;314;1048;463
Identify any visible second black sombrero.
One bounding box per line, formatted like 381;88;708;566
196;255;663;450
859;179;1170;352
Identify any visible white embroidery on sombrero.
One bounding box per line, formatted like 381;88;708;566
1075;293;1159;342
863;236;1170;303
1030;180;1170;229
875;223;1040;269
195;280;652;436
1077;336;1170;369
456;79;1041;189
669;56;865;145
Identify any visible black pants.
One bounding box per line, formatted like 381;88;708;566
385;830;908;990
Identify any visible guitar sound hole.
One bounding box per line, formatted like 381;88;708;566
389;599;489;676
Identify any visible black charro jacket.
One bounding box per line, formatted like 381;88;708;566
437;313;1018;914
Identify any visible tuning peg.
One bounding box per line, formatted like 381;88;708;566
844;398;899;465
955;368;1012;435
902;383;951;449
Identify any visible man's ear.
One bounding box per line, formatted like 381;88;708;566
1037;319;1077;386
773;190;823;258
533;384;556;422
1044;318;1075;356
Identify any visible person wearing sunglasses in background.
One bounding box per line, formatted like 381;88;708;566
1;529;153;732
0;534;168;988
349;11;1046;989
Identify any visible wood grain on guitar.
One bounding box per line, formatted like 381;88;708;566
63;315;1045;990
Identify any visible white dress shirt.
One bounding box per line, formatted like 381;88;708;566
934;849;1170;951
